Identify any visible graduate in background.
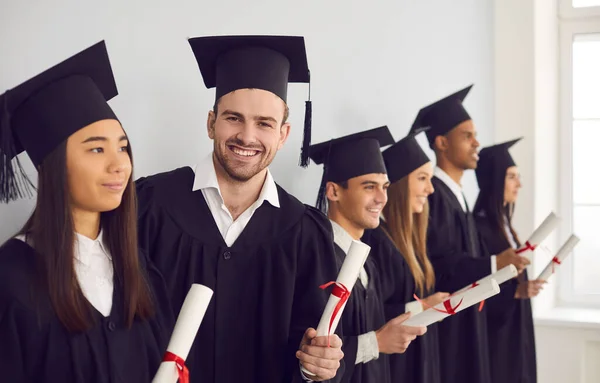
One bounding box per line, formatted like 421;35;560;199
309;126;427;383
136;35;343;382
0;41;172;382
408;85;529;383
474;138;543;383
377;129;449;383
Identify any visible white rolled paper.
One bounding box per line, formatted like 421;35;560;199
302;239;370;377
152;284;214;383
314;240;371;337
403;279;500;327
453;265;518;295
516;212;561;258
536;235;580;281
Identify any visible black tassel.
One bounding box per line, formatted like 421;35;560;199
299;100;312;168
0;91;35;203
315;166;327;214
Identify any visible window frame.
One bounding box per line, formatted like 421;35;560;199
558;8;600;308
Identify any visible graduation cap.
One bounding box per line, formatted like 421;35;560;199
383;127;432;184
475;137;522;191
309;126;395;212
0;41;118;203
409;85;473;148
188;35;313;167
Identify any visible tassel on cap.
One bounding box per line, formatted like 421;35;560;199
0;91;35;203
299;71;312;168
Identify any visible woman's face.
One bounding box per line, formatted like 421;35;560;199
504;166;522;205
408;161;435;214
65;119;131;214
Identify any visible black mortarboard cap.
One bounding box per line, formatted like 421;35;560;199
475;137;522;191
0;41;118;203
188;35;313;167
308;126;395;212
409;85;473;148
383;127;432;184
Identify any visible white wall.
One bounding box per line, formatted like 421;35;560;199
0;0;494;243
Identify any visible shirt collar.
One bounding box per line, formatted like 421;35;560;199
74;230;111;264
192;153;280;209
434;166;467;212
330;220;355;254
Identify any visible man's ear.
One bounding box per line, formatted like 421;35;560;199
207;110;216;139
325;182;341;203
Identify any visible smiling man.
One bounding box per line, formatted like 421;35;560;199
135;36;343;383
310;126;427;383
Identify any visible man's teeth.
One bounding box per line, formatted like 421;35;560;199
368;209;380;213
232;147;258;157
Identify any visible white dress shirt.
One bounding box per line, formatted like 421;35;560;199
192;154;280;247
434;167;496;273
16;231;114;317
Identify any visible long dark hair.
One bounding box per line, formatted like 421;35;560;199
18;139;154;332
474;165;522;247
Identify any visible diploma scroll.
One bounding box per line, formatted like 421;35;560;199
536;235;580;281
302;240;370;377
516;212;561;258
453;265;518;295
404;279;500;327
152;284;214;383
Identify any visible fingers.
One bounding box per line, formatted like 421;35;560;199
300;327;317;347
310;334;342;348
298;360;337;381
296;348;342;370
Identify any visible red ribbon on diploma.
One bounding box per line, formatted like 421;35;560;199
163;351;189;383
319;281;351;347
413;294;464;315
516;241;537;254
552;256;562;274
469;282;486;312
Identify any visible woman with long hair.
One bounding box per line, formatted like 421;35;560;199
473;138;544;383
0;41;172;382
372;130;448;383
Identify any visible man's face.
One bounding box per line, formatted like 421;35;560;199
438;120;480;170
207;88;290;182
330;173;390;231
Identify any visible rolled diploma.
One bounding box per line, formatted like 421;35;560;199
403;279;500;327
453;265;518;295
517;212;561;258
315;240;371;337
536;234;580;281
152;284;214;383
302;239;370;377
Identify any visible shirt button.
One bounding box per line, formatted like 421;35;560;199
107;321;116;331
223;251;231;260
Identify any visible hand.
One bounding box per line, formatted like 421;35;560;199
420;292;450;310
496;248;531;273
375;312;427;354
296;328;343;381
514;279;547;299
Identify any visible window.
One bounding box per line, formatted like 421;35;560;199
559;2;600;307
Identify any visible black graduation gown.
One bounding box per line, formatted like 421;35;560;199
333;243;390;383
135;167;341;383
362;226;442;383
0;239;172;383
427;176;492;383
475;212;537;383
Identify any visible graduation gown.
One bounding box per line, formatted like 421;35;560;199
136;167;340;383
0;239;172;383
363;226;442;383
333;243;390;383
475;212;537;383
427;176;492;383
